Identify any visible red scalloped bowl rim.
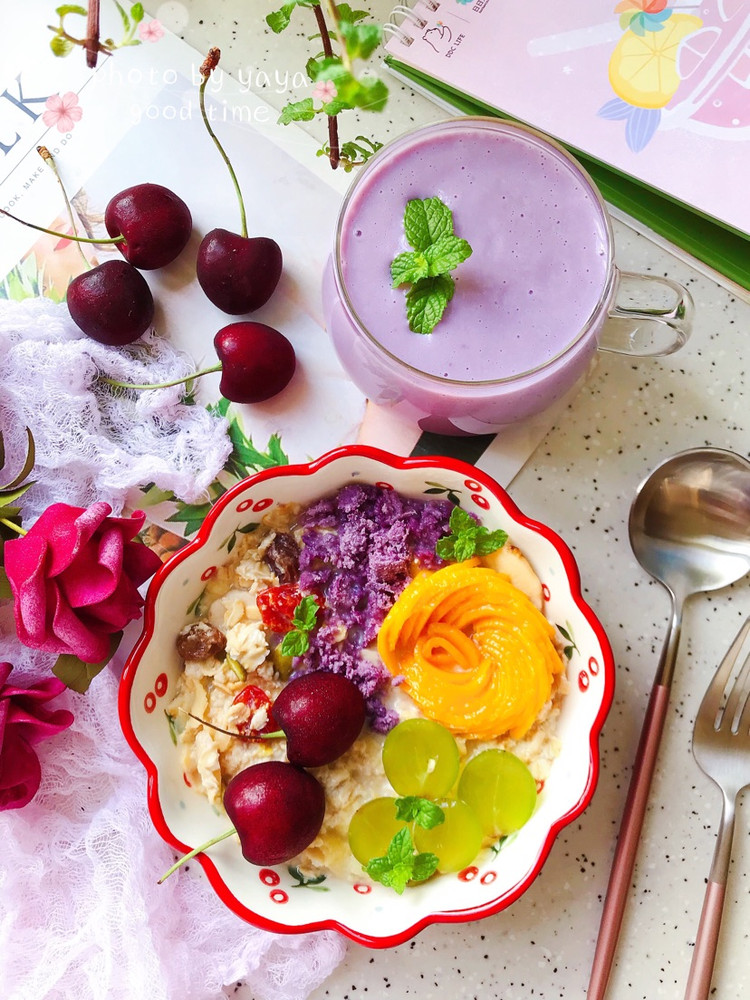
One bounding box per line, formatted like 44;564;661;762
119;444;615;947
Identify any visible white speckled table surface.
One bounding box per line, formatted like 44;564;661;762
158;4;748;997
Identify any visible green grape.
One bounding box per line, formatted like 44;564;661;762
413;799;483;873
382;718;460;797
348;797;405;866
457;750;537;838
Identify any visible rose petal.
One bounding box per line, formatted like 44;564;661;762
4;533;53;647
49;588;112;663
0;732;42;810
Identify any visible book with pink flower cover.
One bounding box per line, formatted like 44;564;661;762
384;0;750;291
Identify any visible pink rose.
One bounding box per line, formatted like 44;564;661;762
4;502;162;664
0;662;74;810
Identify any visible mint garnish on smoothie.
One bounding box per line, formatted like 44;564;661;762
390;197;473;335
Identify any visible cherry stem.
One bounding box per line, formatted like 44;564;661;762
199;53;248;239
38;145;90;270
102;363;222;391
0;517;27;536
0;208;125;247
184;711;284;743
157;826;236;883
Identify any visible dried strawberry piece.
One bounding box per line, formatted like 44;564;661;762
232;684;278;738
256;583;323;634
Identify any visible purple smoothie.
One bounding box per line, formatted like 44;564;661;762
339;122;611;383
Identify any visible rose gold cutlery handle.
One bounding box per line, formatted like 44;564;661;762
684;880;727;1000
684;791;736;1000
587;682;671;1000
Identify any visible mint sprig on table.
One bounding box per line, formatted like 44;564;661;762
391;197;473;335
280;594;320;656
436;506;508;562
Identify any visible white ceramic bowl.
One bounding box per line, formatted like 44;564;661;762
119;446;614;947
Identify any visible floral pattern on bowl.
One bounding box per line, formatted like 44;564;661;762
118;445;614;947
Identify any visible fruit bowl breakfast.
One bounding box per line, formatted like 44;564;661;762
119;446;614;947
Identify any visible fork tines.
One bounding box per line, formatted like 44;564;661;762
700;617;750;735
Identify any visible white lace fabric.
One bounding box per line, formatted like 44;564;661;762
0;634;346;1000
0;297;231;518
0;298;347;999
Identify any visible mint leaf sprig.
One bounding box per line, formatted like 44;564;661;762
364;796;444;893
436;506;508;563
280;594;321;656
391;197;473;335
365;826;439;894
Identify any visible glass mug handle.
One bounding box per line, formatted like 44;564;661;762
599;269;694;357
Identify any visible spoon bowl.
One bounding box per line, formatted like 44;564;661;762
629;448;750;601
588;447;750;999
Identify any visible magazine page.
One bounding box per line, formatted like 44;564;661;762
385;0;750;237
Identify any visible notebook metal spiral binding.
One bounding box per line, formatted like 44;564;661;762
383;0;440;46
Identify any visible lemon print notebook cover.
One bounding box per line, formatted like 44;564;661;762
384;0;750;291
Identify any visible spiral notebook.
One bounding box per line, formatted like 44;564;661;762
383;0;750;293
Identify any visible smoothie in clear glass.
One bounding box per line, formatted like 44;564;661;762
322;118;689;435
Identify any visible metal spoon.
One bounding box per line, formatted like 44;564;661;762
588;447;750;1000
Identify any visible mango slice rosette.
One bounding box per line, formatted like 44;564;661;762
377;559;563;740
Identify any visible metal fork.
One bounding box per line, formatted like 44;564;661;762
685;615;750;1000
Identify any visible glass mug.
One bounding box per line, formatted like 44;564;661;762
322;118;693;436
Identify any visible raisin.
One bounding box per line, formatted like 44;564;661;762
176;622;226;661
263;531;300;583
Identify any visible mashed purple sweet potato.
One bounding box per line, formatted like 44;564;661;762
293;484;452;732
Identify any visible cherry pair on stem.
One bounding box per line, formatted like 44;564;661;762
159;671;366;877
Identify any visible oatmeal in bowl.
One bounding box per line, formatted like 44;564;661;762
119;446;614;946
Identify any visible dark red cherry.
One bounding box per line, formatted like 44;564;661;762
272;672;366;768
223;760;325;866
67;259;154;345
214;321;295;403
197;229;282;314
105;183;192;269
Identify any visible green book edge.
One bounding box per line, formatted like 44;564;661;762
385;56;749;292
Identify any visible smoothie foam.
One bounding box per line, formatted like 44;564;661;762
339;123;611;383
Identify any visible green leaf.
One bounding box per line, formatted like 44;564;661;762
113;0;131;32
278;97;316;125
405;274;455;335
52;633;123;693
365;827;439;894
424;234;473;276
292;594;320;632
50;34;74;57
306;55;323;80
130;3;145;24
404;197;454;252
0;481;35;507
56;3;87;16
341;21;382;61
266;3;297;33
166;502;212;524
351;74;388;112
395;796;445;830
436;505;507;562
474;528;509;555
0;567;11;600
0;426;35;491
321;98;350;117
411;850;440;883
336;4;369;25
390;251;429;288
280;629;310;657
